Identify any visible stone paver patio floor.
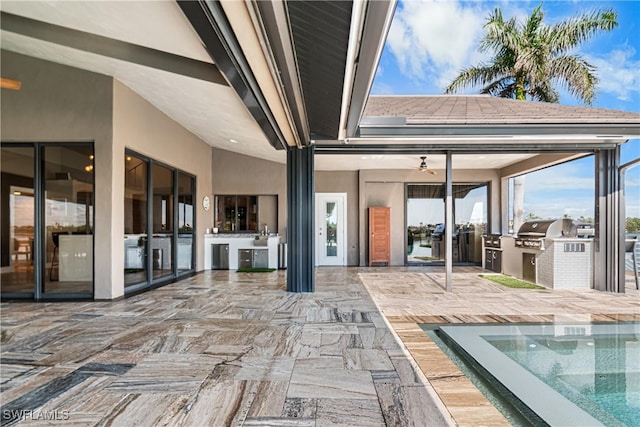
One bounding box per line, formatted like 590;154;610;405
1;267;638;426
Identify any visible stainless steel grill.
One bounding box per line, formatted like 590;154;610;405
515;219;577;250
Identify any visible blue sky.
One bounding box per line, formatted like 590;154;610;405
372;0;640;220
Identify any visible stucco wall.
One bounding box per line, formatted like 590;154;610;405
113;80;214;295
0;50;115;298
211;147;287;237
316;171;359;266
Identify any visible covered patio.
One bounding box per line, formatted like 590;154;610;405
2;1;639;300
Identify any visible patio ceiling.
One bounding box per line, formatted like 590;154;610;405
2;1;638;174
0;1;284;163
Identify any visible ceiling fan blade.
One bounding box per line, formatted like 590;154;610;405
428;169;438;175
1;78;22;90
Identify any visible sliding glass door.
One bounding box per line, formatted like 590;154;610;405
124;154;148;287
43;145;94;294
1;142;94;300
177;172;194;274
124;150;195;292
1;145;35;296
152;163;173;280
406;183;488;266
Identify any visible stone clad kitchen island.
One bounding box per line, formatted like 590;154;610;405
501;236;593;289
204;234;281;270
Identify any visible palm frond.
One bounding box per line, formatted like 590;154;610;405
444;65;505;94
481;78;517;98
548;9;618;54
522;3;545;42
481;8;521;55
548;55;598;105
529;82;559;103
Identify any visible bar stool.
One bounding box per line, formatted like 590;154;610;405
49;231;68;281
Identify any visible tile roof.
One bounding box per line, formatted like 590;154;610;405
363;95;640;125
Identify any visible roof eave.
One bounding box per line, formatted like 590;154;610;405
357;122;640;141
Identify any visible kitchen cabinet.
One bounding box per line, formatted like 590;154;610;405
211;244;229;270
523;253;536;283
238;248;268;269
484;248;502;273
204;235;280;270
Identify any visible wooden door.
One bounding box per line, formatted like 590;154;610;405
369;207;390;266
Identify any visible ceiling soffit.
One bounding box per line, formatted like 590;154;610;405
0;0;213;62
252;1;310;147
0;11;225;85
286;0;353;140
178;0;288;151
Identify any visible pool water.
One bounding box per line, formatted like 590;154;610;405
437;323;640;427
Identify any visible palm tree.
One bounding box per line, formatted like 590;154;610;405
444;4;618;105
445;4;617;231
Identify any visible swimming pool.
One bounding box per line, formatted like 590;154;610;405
437;322;639;427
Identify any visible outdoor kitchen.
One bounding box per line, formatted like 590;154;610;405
484;219;593;289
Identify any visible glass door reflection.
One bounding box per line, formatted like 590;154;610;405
406;183;487;266
177;172;193;274
1;145;35;295
325;202;338;257
406;184;445;265
43;145;94;295
152;164;173;280
124;154;148;287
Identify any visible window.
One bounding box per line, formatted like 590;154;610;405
215;195;258;233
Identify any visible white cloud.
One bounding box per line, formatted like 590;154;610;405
524;174;595;192
524;161;595;191
386;1;540;92
387;0;488;89
587;46;640;102
524;193;595;220
518;159;596;219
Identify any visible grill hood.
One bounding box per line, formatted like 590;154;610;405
517;219;577;238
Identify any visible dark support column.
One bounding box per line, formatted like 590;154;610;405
594;148;624;292
287;146;315;292
445;151;453;292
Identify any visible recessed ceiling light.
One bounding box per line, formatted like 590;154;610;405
13;191;22;196
229;139;238;144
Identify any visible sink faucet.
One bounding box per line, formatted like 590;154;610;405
263;223;269;235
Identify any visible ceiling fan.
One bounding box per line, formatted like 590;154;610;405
418;156;437;174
